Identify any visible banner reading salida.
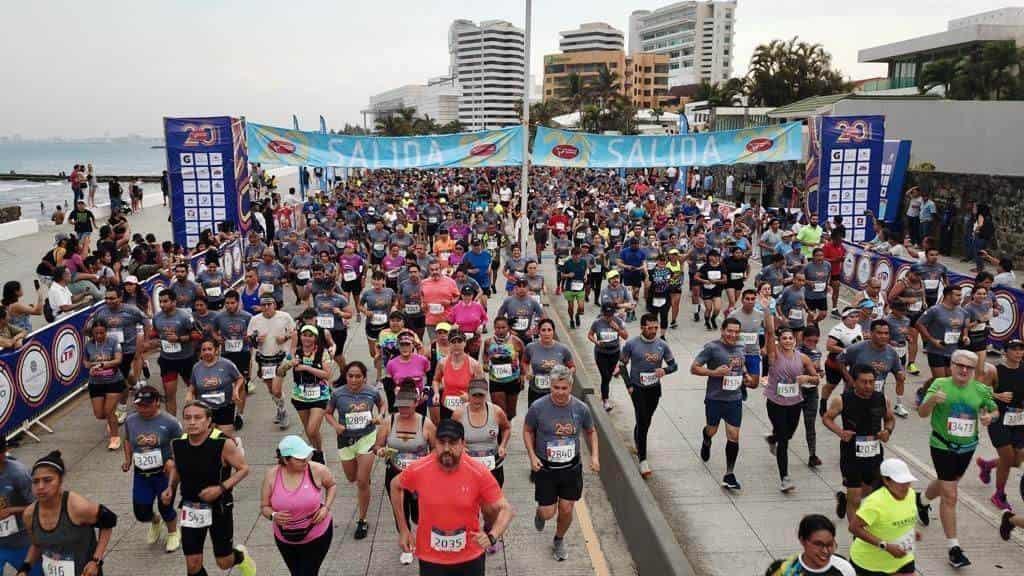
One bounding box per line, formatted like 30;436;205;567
533;122;803;168
247;123;524;169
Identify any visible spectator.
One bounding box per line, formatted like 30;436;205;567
972;204;994;272
960;200;976;262
2;280;45;333
978;251;1016;287
47;266;89;320
108;176;123;212
50;204;65;225
87;163;98;207
918;190;936;244
161;170;170;207
904;187;921;245
0;307;27;350
67;200;97;249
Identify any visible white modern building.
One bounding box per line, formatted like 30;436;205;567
449;19;526;130
364;76;462;127
559;22;624;53
629;1;736;86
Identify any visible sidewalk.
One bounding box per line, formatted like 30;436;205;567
9;289;636;576
538;254;1024;575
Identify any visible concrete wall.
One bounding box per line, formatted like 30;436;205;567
832;100;1024;177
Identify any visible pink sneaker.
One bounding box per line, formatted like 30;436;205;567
977;457;996;485
991;492;1014;512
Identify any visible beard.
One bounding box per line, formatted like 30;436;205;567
438;451;459;470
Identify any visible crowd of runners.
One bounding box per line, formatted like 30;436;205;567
0;165;1022;575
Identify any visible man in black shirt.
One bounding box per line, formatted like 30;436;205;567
67;200;96;248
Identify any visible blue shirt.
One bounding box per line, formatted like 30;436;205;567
463;250;493;289
619;246;647;268
920;200;937;222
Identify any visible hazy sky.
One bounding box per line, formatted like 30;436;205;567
0;0;1012;138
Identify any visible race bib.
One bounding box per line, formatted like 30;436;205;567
513;317;529;331
855;436;881;458
404;303;421;315
943;331;960;345
430;528;466;553
443;395;464;411
788;309;805;321
297;270;311;281
812;282;826;293
133;449;164;471
599;330;618;343
652;297;667;308
772;285;782;296
386;268;400;278
301;383;322;401
776;382;799;398
874;379;885;393
471;452;496;470
947;417;976;438
206;286;223;297
707;271;722;281
730;272;744;280
463;332;475;341
1004;408;1024;427
722;375;742;391
610;228;621;237
555;222;565;231
575;232;586;240
261;364;278;379
393;452;418;470
201;390;226;405
639;372;659;387
896;529;915;554
646;261;656;271
546;438;576;463
316;315;335;329
924;279;939;290
109;329;124;344
373;243;385;252
259;282;275;295
428;303;444;315
491;363;513;379
533;374;550;390
908;300;922;312
894;344;907;359
345;411;372;430
371;312;388;325
593;264;603;273
739;333;758;346
487;240;498;250
41;553;75;576
440;252;451;261
343;271;357;282
0;515;18;538
428;216;438;224
570;281;584;291
180;503;213;528
161;340;181;354
224;339;243;352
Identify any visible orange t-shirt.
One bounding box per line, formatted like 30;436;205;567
433;238;456;262
421;276;459;326
398;454;502;565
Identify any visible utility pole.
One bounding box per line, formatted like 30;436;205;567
519;0;531;254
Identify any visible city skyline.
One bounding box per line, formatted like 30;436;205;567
0;0;1016;138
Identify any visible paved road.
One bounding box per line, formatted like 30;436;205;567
538;251;1024;575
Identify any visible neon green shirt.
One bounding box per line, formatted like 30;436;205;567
925;377;997;453
796;225;823;258
849;487;917;573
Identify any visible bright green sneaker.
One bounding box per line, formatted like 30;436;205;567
146;517;162;544
907;362;920;375
165;529;181;553
235;545;257;576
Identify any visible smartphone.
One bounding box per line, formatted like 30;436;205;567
33;279;40;291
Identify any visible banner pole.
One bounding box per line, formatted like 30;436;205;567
519;0;532;255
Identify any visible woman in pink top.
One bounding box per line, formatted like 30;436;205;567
382;245;405;292
448;285;489;358
261;435;337;576
386;333;431;412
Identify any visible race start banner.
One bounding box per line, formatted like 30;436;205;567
164;116;251;250
0;241;246;439
815;116;885;242
246;123;525;169
532;122;802;168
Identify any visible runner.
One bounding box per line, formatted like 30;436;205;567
822;231;846;318
619;313;678;478
453;378;512;490
691;317;753;490
645;254;673;338
914;284;967;405
162;401;255;576
422;261;460;343
0;436;36;576
524;365;599;562
560;247;589;329
398;262;427;340
888;265;927;376
802;248;831;326
764;514;855;576
324;361;386;540
818;308;864;414
91;286;149;425
524;319;575;408
84;319;125;450
246;295;294;429
18;451;116;576
259;435;336;576
432;332;483;421
211;291;253;430
390;419;513;575
281;325;334;461
694;250;727;331
448;285;488;359
848;458;920;575
385;332;431;415
151;289;197;418
823;363;895;521
188;338;243;444
359;271;397;381
976;338;1024;512
776;273;809;341
496;278;545;345
728;289;766;390
841;320;907;416
916;349;998;568
122;385;182;553
481;317;527;421
589;303;629;412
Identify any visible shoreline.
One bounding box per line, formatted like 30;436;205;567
1;172;162;183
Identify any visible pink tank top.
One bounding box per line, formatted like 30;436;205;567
270;465;331;544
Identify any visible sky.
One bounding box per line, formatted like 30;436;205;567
0;0;1014;138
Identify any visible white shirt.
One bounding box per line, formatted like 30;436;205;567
726;174;735;193
994;271;1017;288
48;282;73;319
828;322;863;348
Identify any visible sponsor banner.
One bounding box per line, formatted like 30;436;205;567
838;242;1024;346
246;123;525;169
816;116;885;243
878;140;912;223
532;122;802;168
0;241;245;438
164;116;250;250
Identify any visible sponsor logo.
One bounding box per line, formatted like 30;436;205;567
552;144;579;160
0;365;14;429
183;125;218;147
52;327;81;384
268;140;296;154
17;342;50;407
835;119;871;143
470;143;497;157
745;138;774;153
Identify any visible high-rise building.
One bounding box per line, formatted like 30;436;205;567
364;76;462;128
629;1;736;86
559;22;624;53
449;19;526;130
542;50;671;110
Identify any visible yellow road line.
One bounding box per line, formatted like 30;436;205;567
575;496;612;576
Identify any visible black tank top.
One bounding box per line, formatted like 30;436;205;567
841;389;885;437
171;429;230;503
995;364;1024;409
32;491;97;576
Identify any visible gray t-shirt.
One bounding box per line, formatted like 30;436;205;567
85;337;123;385
152;309;195;360
621;336;675;388
589;316;624;355
359;287;396;326
0;458;34;547
124;412;182;473
842;341;903;390
777;286;807;329
524;395;593;469
398;280;424;317
313;293;349;326
327;384;380;440
598;284;633;308
885;314;912;349
694;339;747;402
211;310;253;352
92;304;148;354
802;261;831;301
496;295;544;333
190;358;241;408
196;270;227;303
918;303;968;357
728;307;765;355
525;341;573;392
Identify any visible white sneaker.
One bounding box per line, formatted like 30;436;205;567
279;410;290;429
780;477;796;493
115;402;127;424
399;552;414;565
146;517;162;544
639;460;652;478
894;403;910;418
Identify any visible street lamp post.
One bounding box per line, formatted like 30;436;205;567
519;0;531;254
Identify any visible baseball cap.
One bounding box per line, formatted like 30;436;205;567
300;325;319;336
514;278;528;287
435;322;452;333
124;275;139;285
606;270;620;280
436;419;465;441
448;332;466;343
468;378;489;396
1007;339;1024;349
879;458;917;483
133;385;162;404
278;435;314;460
394;386;418;408
841;306;861;319
460;285;476;296
600;302;617;315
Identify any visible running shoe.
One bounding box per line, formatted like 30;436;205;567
780;477;795;493
234;414;244;431
721;473;741;490
534;512;546;532
147;517;162;544
765;434;777;456
991;492;1013;512
235;545;257;576
948;546;971;568
977;456;996;485
830;309;841;320
553;537;568;561
272;409;282;425
603;399;612;412
354;519;369;540
710;317;718;329
115;402;127;424
278;409;290;430
916;492;931;526
107;436;121;451
246;379;256;394
908;362;920;375
670;321;678;329
165;529;180;553
1000;511;1016;541
639;460;652;478
693;311;700;322
400;551;415;565
893;404;910;418
835;491;847;519
808;455;822;468
700;435;711;462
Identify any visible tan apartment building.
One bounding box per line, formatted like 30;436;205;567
542;49;671;110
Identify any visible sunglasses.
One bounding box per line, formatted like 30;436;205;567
953;363;975;371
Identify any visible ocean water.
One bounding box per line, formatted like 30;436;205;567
0;138;165;221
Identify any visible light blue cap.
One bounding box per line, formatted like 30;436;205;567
278;435;314;459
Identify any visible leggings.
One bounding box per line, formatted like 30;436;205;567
274;523;333;576
630;385;662;461
384;464;419;530
594;351;619;401
767;401;802;480
647;300;669;329
589;274;603;301
800;387;819;458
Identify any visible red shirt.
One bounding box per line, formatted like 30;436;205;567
822;242;846;277
547;213;570;234
398;454;502;565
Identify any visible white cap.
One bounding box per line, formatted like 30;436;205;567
879;458;917;483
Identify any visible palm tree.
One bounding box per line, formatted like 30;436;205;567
695;79;744;107
746;37;845;106
918;58;957;95
592;65;621;108
649;106;664;123
580;104;602;133
413;114;440;135
560;72;589;117
374;115;405;136
437;120;465;134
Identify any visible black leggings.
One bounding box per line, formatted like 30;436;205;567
800;387;819;458
274;523;333;576
420;555;485;576
767;401;802;480
647;299;669;329
594;351;619;401
630;386;662;461
385;464;419;530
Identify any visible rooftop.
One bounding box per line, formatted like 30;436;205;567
766;92;941;119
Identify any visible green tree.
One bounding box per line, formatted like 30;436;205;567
918;57;958;95
695;78;745;107
413;114;440;135
746;37;845;107
559;72;590;116
592;65;621;107
437;120;465;134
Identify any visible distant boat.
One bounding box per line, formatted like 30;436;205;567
150;145;165;149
